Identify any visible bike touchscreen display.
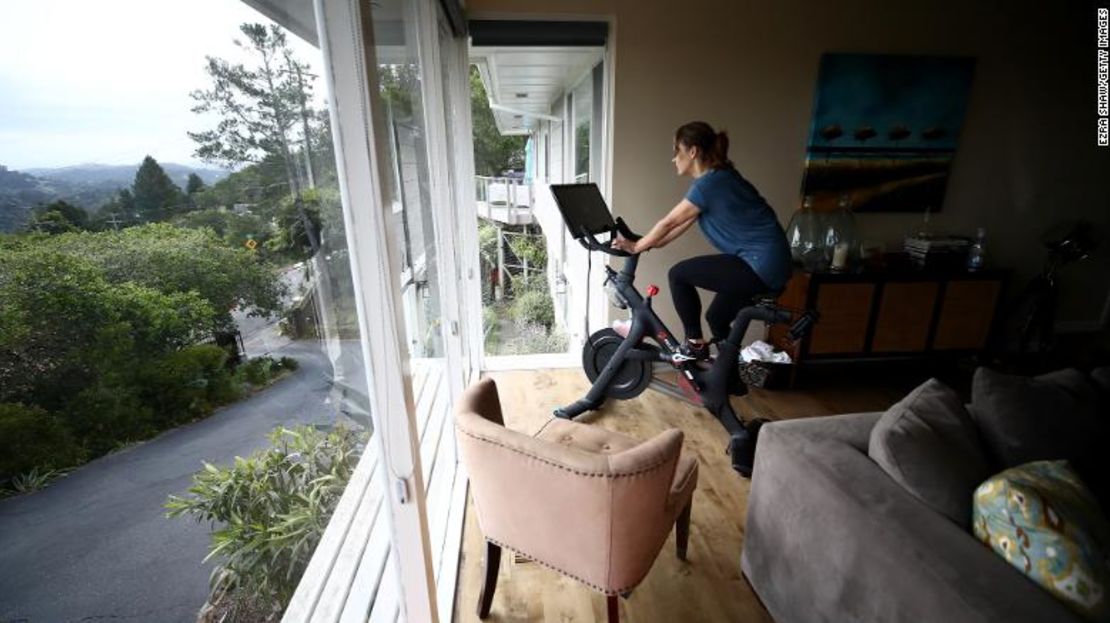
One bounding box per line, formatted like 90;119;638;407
550;183;617;238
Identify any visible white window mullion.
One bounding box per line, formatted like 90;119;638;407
444;24;483;376
315;1;438;622
413;0;465;402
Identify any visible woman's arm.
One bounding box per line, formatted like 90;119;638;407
613;199;700;253
653;214;697;248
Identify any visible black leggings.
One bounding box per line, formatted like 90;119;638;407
668;254;769;342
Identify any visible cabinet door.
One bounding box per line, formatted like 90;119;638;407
933;280;1002;350
871;282;939;352
809;283;875;355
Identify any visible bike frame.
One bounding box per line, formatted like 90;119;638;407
556;251;792;443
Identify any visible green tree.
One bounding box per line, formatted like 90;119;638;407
133;156;183;221
470;65;526;176
189;23;320;254
45;224;285;330
186;173;207;195
26;200;87;234
0;247;216;412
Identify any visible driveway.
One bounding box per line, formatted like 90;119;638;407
0;340;342;623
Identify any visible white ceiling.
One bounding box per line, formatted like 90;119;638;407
470;46;604;135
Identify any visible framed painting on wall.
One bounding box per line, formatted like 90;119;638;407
802;53;976;213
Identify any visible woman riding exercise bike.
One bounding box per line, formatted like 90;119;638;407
611;121;792;361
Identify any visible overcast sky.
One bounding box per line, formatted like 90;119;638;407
0;0;324;170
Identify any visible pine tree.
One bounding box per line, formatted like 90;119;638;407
132;156;182;222
188;23;320;253
186;173;206;195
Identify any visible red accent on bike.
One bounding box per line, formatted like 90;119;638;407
646;284;659;297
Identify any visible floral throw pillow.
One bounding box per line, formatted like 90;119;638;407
973;460;1110;621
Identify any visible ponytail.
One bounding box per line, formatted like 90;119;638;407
711;131;734;170
675;121;735;170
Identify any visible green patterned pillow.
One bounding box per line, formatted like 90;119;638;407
973;460;1110;621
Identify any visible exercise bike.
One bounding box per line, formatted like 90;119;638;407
548;184;817;477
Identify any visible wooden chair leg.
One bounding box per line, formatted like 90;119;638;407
477;540;502;619
676;499;692;561
607;594;620;622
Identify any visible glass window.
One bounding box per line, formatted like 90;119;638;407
0;3;376;620
573;78;593;183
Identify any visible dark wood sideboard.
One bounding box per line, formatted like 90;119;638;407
768;267;1009;364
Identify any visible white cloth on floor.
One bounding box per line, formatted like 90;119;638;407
741;340;793;364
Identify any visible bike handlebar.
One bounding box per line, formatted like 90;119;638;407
575;217;643;258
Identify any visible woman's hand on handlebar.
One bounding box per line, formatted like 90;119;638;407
611;233;639;254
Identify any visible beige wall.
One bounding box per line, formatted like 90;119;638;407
469;0;1110;337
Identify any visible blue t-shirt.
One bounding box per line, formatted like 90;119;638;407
685;168;792;290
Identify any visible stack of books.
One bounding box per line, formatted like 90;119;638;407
904;235;971;269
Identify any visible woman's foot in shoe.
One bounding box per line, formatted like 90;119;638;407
678;339;711;361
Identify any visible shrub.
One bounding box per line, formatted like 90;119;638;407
498;325;570;356
236;356;297;388
65;384;154;454
166;425;365;615
0;403;84;487
144;345;237;427
510;287;555;330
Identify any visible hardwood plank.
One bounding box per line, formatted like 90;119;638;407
315;455;385;623
338;514;391;623
283;442;380;622
366;550;400;623
453;368;902;622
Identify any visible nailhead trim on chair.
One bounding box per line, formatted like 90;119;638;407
456;426;676;478
484;535;649;596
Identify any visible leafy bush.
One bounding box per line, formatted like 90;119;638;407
144;345;238;427
497;325;570;356
510;287;555;330
166;426;365;615
65;384;154;454
0;403;84;486
236;355;297;388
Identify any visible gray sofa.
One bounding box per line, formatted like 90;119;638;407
740;412;1084;623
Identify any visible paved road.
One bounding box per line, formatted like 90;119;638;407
0;341;341;623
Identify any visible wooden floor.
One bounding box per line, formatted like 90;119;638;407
453;367;916;622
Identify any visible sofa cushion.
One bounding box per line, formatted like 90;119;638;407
1092;367;1110;395
869;378;991;528
971;367;1103;469
973;460;1110;621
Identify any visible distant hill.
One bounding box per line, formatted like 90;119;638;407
0;162;230;232
0;166;52;232
25;163;228;190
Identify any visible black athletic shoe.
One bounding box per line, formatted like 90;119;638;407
678;340;711;361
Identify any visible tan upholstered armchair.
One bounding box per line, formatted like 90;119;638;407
455;377;698;622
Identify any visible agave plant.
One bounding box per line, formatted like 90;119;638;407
6;467;64;495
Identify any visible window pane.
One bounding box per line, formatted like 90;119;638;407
0;3;382;620
574;79;593;182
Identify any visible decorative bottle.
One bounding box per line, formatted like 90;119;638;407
786;195;824;271
824;194;857;272
967;227;986;271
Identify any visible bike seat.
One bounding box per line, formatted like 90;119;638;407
752;290;783;306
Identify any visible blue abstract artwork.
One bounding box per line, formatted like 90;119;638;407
802;53;976;213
